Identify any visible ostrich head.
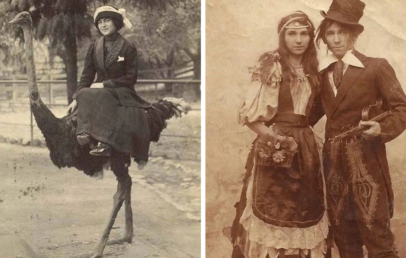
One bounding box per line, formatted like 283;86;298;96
9;12;32;27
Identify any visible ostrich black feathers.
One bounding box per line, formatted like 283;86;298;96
30;97;190;176
147;98;191;142
30;100;107;177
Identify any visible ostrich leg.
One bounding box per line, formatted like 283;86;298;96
107;172;134;245
78;170;132;258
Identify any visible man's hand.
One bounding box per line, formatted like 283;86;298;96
90;83;104;89
67;99;77;114
360;120;381;140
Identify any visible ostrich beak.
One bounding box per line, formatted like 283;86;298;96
9;17;18;24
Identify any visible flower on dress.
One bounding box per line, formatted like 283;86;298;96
259;150;271;159
256;132;298;167
273;150;285;163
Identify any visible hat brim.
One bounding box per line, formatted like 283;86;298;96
320;11;364;33
94;11;123;30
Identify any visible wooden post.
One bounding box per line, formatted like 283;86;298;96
48;82;53;105
155;83;158;100
30;106;33;145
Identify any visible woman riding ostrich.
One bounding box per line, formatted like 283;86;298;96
9;6;191;258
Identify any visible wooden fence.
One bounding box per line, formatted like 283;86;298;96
0;79;201;142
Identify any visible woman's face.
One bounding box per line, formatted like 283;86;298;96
284;22;310;57
98;18;116;36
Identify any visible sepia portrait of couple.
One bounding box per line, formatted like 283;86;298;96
207;0;406;257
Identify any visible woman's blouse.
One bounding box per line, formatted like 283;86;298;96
238;52;311;125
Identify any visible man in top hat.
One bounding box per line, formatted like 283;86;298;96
310;0;406;257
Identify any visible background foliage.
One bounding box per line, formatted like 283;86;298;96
0;0;201;102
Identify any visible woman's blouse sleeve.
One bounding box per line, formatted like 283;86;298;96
72;44;96;99
238;61;281;125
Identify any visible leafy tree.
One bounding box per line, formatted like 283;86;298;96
121;0;200;97
1;0;199;101
1;0;91;103
2;0;183;103
36;0;92;104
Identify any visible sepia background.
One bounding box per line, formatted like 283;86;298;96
206;0;406;257
0;0;201;257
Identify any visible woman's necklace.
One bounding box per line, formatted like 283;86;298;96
287;61;306;81
287;61;302;69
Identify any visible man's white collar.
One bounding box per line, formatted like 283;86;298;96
318;50;364;71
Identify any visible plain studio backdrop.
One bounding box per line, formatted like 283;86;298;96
206;0;406;257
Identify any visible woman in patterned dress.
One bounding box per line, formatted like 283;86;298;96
231;11;329;258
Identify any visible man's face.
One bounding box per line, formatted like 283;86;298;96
324;22;355;59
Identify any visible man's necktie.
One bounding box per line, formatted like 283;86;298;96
333;59;344;88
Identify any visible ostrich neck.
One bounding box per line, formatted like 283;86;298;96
22;24;40;105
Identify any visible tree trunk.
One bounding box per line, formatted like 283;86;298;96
182;41;201;99
65;15;78;104
165;48;175;93
193;40;201;80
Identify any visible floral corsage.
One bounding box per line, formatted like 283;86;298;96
255;133;298;168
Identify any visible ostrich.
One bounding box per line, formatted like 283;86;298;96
9;12;191;258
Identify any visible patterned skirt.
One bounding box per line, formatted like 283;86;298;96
231;117;328;258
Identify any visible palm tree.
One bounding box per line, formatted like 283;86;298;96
9;11;190;258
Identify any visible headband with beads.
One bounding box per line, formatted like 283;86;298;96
278;12;313;34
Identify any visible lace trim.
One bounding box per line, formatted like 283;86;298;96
239;158;329;255
240;237;327;258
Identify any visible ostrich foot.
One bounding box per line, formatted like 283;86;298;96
107;234;133;245
137;160;147;170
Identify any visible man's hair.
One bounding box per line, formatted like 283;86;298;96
315;19;362;49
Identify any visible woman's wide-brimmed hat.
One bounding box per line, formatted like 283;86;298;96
94;5;132;30
320;0;365;33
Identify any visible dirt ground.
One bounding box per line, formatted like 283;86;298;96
0;102;201;258
0;143;200;258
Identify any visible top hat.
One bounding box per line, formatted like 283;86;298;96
321;0;365;33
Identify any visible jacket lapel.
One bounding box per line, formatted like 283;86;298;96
330;51;369;116
105;34;125;68
94;37;107;74
321;69;336;118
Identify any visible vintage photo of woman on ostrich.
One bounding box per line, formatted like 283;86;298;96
0;1;201;257
207;0;406;257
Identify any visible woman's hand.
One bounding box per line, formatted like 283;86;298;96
67;99;77;114
90;83;104;89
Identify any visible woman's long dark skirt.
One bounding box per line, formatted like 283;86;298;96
76;88;150;161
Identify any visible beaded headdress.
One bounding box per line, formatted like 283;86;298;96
278;11;314;34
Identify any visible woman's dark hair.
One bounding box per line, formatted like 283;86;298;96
315;19;361;49
94;6;124;32
96;17;123;33
276;13;320;92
